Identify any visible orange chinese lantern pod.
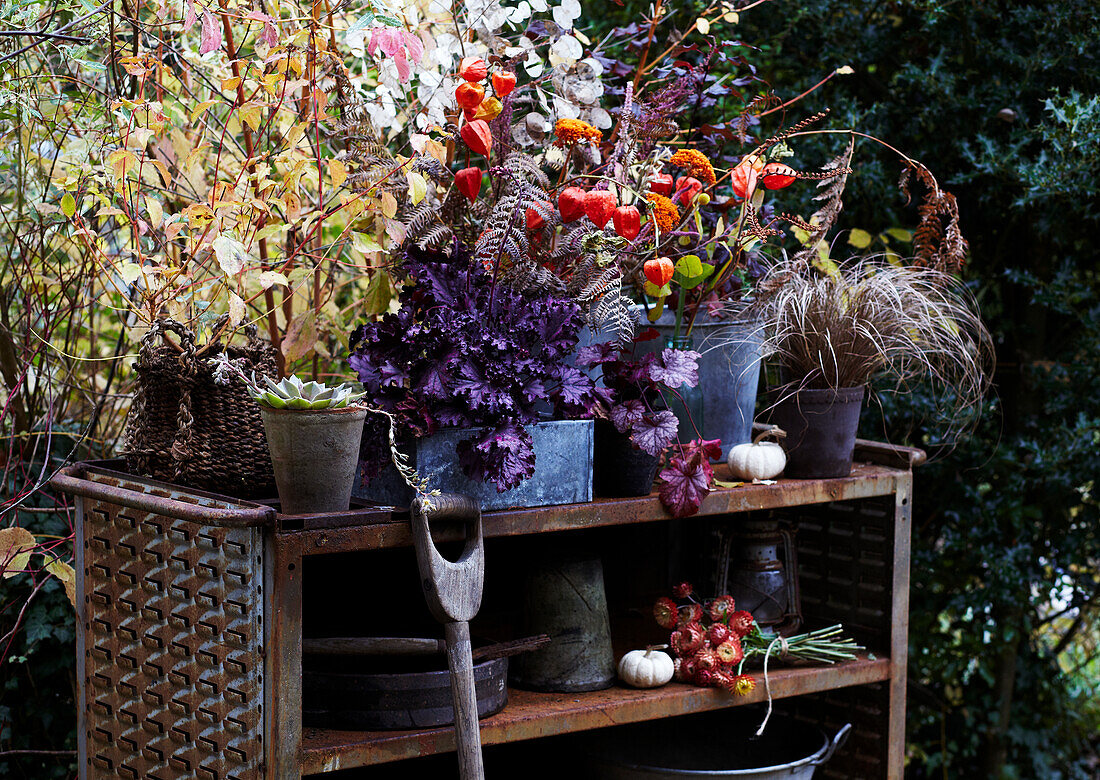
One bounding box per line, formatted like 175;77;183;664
455;82;485;111
644;257;674;288
674;177;703;208
492;71;517;97
584;190;617;228
454;167;482;201
460;120;492;157
558;186;587;223
650;173;674;197
760;161;797;190
472;97;503;122
612;205;641;241
731;155;765;199
526;206;546;232
459;57;488;82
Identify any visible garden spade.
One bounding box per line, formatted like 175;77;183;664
410;494;485;780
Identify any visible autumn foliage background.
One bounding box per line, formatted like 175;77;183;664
1;0;1099;777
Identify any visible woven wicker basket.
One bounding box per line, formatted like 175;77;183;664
123;318;278;499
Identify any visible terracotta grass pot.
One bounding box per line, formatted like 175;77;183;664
767;386;865;479
260;405;369;514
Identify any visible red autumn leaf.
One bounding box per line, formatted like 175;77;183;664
584;190;616;228
199;10;222;55
658;450;712;517
612;205;641;241
558;186;587;223
459;57;488;82
454;167;482;201
455;82;485;111
460;120;492;157
492;71;517;97
683;437;723;482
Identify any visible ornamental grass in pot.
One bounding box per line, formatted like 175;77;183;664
751;261;993;478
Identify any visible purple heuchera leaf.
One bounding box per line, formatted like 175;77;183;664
658;451;712;517
348;244;596;491
649;348;701;388
456;423;535;493
575;341;618;369
610;398;646;434
554;366;597;412
631;410;679;457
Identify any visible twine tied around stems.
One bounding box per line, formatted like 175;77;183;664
755;634;790;737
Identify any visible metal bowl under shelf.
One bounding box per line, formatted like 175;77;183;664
580;709;850;779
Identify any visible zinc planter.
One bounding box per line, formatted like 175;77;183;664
354;419;594;511
767;386;865;479
634;309;764;459
261;405;370;514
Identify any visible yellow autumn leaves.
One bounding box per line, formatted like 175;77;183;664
0;527;76;608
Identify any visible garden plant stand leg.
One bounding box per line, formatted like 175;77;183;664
410;494;486;780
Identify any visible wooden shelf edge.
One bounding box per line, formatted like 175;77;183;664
289;464;906;555
298;654;890;774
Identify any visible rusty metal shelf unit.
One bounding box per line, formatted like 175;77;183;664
53;440;916;780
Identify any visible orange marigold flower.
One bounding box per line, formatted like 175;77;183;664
646;193;680;232
554;118;602;145
669;149;717;186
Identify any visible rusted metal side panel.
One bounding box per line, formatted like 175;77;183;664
887;474;913;780
77;479;265;780
265;533;303;779
298;656;890;773
76;496;89;780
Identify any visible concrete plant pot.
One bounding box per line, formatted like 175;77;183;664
261;405;370;514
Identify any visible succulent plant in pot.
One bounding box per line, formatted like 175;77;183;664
214;357;370;514
747;261;993;478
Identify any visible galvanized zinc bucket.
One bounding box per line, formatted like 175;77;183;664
633;309;763;459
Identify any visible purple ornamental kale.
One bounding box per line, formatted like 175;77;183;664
349;244;604;492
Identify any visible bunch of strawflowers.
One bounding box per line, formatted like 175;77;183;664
653;582;864;697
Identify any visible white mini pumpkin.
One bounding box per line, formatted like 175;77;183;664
727;427;787;481
618;646;675;688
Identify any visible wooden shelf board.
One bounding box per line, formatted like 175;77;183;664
299;654;889;774
288;463;906;555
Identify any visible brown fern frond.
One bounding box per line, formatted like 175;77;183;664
752;110;830;157
796;166;853;181
902;162;969;273
736;93;782;143
789;137;855;272
742;205;782;242
777;212;816;232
